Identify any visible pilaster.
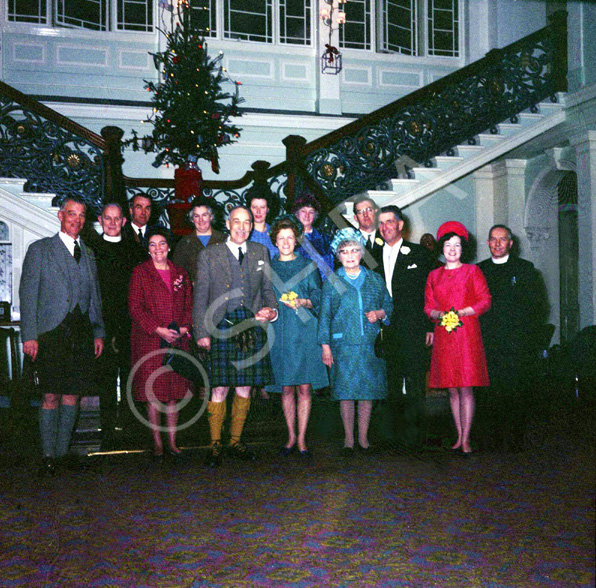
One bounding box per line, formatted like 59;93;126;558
570;130;596;329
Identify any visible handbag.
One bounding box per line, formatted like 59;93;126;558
161;322;205;382
374;323;386;359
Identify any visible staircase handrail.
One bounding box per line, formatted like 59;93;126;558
0;80;105;149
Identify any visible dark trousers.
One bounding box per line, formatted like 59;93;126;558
94;333;134;438
478;350;535;451
376;352;427;449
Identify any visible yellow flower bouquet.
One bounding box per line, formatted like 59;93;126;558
440;308;463;333
280;291;299;308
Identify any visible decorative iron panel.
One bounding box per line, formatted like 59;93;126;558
0;97;105;215
126;172;288;227
306;26;559;205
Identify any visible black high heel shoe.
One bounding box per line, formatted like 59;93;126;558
165;447;184;460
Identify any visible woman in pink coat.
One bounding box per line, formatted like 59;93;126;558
424;221;491;456
129;227;193;458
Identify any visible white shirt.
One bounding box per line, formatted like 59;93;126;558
382;238;403;297
226;238;247;260
491;254;510;265
132;223;147;237
59;231;80;258
360;229;377;247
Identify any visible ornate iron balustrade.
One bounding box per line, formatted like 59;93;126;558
0;81;106;215
300;10;567;205
0;11;567;223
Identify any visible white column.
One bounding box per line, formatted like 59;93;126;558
502;159;529;256
317;0;342;115
570;130;596;329
473;163;505;259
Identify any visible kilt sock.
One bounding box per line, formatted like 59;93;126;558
55;404;79;458
39;407;59;458
229;395;251;446
207;401;226;445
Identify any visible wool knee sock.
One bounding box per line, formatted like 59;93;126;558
229;395;250;446
55;404;79;458
39;407;59;458
207;401;226;446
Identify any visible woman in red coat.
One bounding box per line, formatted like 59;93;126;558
129;227;193;458
424;221;491;456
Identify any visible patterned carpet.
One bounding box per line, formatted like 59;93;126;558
0;397;594;588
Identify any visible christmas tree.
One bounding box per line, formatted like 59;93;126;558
128;1;243;173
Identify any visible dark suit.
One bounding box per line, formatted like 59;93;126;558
122;222;159;254
361;230;384;271
90;235;144;441
376;240;434;448
477;255;546;450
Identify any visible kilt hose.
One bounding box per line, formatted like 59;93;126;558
208;307;274;387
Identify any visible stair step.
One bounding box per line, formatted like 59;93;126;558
0;178;27;194
454;145;485;157
387;178;420;193
517;112;544;124
495;122;523;136
476;133;505;146
366;191;404;209
21;193;57;210
410;167;443;181
432;155;465;169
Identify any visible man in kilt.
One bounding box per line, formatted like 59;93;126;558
194;206;278;466
20;197;105;475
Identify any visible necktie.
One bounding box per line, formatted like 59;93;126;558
73;240;81;263
238;247;244;265
138;228;143;242
366;235;373;251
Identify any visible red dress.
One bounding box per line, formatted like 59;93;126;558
424;264;491;388
129;260;193;402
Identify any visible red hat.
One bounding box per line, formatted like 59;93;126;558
436;221;469;242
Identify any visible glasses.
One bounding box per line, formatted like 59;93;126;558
355;207;375;215
338;248;361;255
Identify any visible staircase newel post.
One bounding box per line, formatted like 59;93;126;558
282;135;308;212
100;126;128;212
549;10;568;93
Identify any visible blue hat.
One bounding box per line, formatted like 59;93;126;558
330;227;367;254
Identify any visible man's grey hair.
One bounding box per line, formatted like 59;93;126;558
59;196;87;212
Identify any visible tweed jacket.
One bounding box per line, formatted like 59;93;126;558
172;229;226;284
318;267;393;347
19;233;105;342
193;240;278;340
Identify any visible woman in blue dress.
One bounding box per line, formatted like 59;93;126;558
292;193;335;281
266;215;329;458
318;228;393;454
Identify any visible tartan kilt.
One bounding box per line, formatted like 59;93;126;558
208;307;274;387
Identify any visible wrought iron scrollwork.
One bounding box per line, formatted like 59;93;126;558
0;97;104;214
304;21;561;205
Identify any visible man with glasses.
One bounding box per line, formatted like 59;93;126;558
353;195;383;270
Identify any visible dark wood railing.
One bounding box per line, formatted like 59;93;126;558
0;11;567;221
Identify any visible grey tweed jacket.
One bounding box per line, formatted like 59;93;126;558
19;233;105;342
192;240;278;340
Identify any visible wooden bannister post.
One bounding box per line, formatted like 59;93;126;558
282;135;307;212
101;126;128;211
549;10;568;93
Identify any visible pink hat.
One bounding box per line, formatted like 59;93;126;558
436;221;469;242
